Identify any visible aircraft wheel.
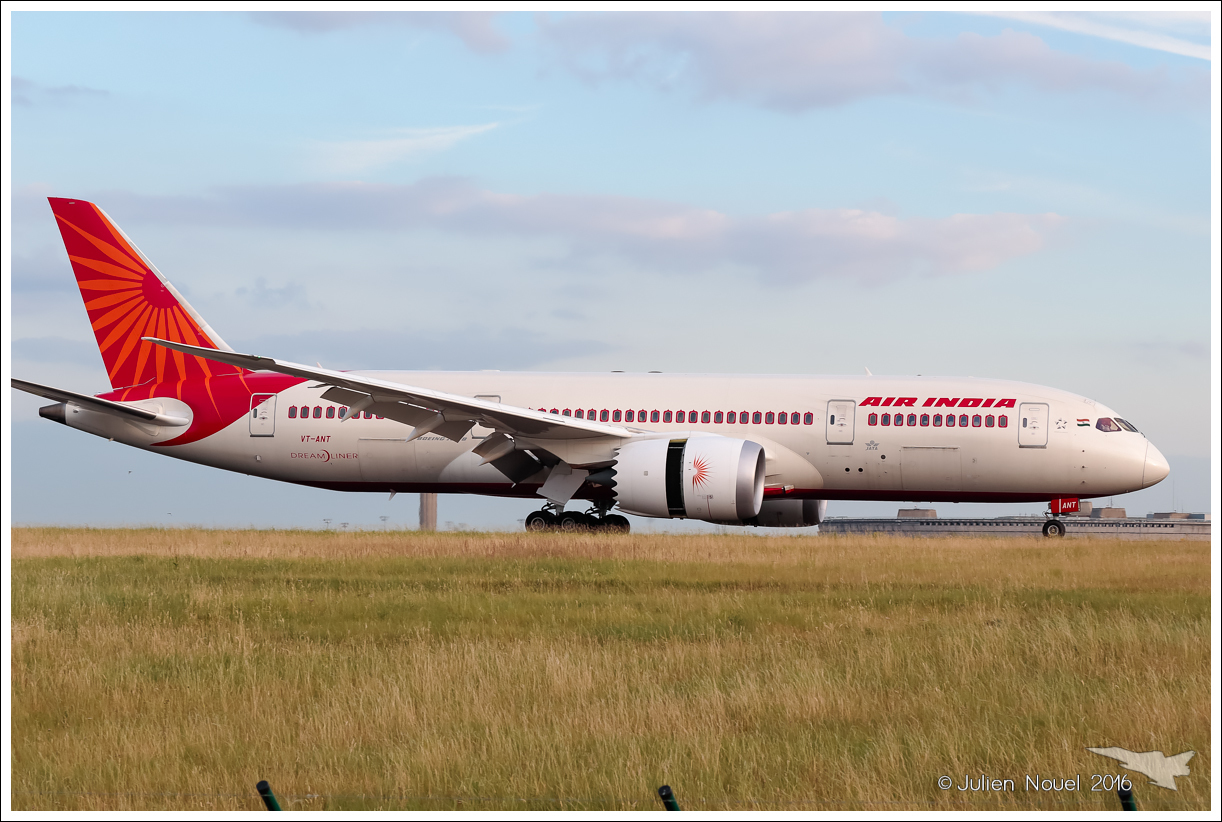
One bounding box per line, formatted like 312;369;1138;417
1042;519;1065;538
558;512;586;532
525;511;555;532
604;514;630;534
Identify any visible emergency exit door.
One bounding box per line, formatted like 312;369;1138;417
1018;402;1048;448
826;400;856;444
249;394;277;437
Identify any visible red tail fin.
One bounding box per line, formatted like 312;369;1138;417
49;197;242;390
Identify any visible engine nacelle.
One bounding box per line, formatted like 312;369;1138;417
752;499;827;527
612;436;765;522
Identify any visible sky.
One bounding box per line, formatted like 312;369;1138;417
5;8;1217;530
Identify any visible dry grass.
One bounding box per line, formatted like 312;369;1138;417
10;527;1211;810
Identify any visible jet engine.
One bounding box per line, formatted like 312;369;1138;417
610;436;765;523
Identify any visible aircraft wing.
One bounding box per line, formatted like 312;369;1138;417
143;338;635;442
11;377;190;426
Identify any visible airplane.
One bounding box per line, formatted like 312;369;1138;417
13;197;1170;536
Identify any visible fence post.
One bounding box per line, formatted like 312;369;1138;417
257;780;282;810
657;784;680;811
1117;785;1136;811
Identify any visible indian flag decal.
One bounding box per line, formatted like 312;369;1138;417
1077;419;1090;426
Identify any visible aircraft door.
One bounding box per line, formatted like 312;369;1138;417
1018;403;1049;448
249;394;276;437
826;400;855;445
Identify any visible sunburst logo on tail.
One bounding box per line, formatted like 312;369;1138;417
691;455;711;489
49;197;243;392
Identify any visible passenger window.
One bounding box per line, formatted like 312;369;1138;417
959;414;969;427
985;415;994;427
933;414;942;426
752;412;762;424
563;409;571;416
882;413;891;426
326;407;336;419
777;411;786;425
550;408;559;414
600;410;609;422
713;411;723;423
651;410;660;423
741;411;749;424
727;411;736;423
972;414;981;427
663;410;673;423
907;414;916;426
364;411;373;419
288;406;297;419
791;412;800;424
625;410;635;422
868;413;878;426
313;406;322;418
894;413;903;426
613;410;622;422
676;411;685;423
765;412;775;424
1096;417;1122;432
689;410;697;422
946;414;955;427
920;414;929;426
998;415;1008;428
804;412;814;425
639;409;646;421
575;409;584;419
701;411;711;424
339;407;348;418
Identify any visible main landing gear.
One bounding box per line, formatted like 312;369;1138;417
525;502;630;533
1041;519;1066;538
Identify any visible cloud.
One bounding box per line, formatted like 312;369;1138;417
230;326;613;372
91;179;1064;284
972;11;1211;60
12;248;76;294
249;11;510;53
538;12;1207;111
311;123;500;173
13;337;102;367
12;76;109;108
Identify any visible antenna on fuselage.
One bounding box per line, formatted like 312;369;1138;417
864;367;873;376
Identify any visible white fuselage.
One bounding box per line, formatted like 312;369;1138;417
63;371;1168;507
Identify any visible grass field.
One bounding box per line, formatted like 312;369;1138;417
10;527;1211;810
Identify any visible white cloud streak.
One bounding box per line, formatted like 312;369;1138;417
82;179;1065;285
249;11;510;53
972;11;1211;61
538;12;1208;111
311;124;501;174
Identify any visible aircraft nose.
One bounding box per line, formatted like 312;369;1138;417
1142;442;1170;488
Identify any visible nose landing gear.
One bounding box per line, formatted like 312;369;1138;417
1041;519;1066;538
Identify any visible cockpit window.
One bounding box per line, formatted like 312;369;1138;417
1096;417;1122;432
1115;418;1140;433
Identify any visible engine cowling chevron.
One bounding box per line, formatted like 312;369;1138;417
613;436;765;523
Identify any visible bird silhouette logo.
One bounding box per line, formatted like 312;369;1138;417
1087;747;1194;790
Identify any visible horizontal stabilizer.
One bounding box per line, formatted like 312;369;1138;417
12;378;190;426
